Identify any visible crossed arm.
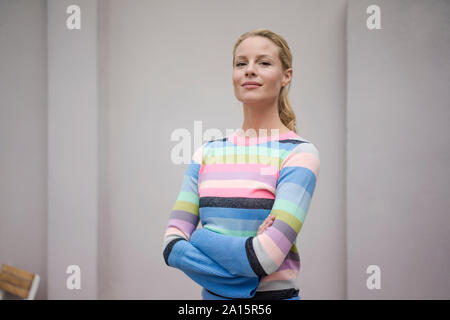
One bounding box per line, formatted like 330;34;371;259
163;215;274;298
162;142;320;298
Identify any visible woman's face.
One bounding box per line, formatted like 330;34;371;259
232;36;291;106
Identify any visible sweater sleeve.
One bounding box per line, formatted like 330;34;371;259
162;143;259;298
166;239;259;298
189;142;320;277
162;144;203;252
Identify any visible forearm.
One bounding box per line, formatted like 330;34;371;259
164;237;259;299
189;228;266;278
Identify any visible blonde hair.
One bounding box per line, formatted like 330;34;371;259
233;29;297;133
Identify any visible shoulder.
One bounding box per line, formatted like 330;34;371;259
281;136;320;176
290;137;320;159
191;135;228;164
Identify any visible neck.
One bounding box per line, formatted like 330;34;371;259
241;101;290;137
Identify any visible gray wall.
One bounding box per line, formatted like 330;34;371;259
1;0;449;300
47;0;98;299
97;0;347;299
0;0;48;300
347;0;450;299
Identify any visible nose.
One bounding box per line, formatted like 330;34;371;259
245;61;256;76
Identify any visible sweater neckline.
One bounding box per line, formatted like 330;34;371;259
228;129;298;146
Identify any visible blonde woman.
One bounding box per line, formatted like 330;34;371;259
163;29;320;300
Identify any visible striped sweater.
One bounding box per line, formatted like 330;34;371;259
163;129;320;299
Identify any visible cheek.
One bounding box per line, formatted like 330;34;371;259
263;71;282;88
232;71;241;86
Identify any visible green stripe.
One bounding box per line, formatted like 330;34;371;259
210;146;289;157
203;225;256;237
273;199;307;224
177;191;199;204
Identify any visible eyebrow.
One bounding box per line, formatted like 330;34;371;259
235;54;273;60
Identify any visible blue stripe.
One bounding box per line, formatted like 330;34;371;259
200;207;270;220
202;216;263;232
275;182;313;213
205;140;301;151
185;162;200;178
277;166;316;195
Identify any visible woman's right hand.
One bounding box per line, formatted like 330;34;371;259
257;214;275;236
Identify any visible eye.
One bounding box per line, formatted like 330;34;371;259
235;62;245;67
260;61;271;66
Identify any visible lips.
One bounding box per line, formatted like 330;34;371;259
242;81;262;86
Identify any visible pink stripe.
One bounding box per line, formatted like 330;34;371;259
199;188;275;199
200;163;278;174
261;269;298;282
167;219;195;236
265;226;292;255
282;153;320;176
164;227;188;239
257;233;284;266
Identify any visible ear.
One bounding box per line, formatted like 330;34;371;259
282;68;293;87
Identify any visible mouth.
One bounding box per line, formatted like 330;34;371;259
242;82;262;89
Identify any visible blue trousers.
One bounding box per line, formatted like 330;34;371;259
201;288;301;300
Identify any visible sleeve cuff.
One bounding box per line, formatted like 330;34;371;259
245;237;268;278
163;237;186;266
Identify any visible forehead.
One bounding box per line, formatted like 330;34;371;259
235;36;278;58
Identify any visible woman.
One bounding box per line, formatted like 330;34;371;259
163;28;320;300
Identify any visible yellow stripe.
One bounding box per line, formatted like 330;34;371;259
270;208;303;233
173;201;199;215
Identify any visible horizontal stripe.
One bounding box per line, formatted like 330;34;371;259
275;182;312;208
257;279;299;292
276;258;300;272
199;206;271;220
257;233;285;267
169;210;199;225
164;227;187;239
172;200;199;215
289;141;319;157
265;225;292;255
272;197;310;225
201;216;263;233
199;197;274;210
199;179;276;194
270;219;297;244
176;191;199;204
270;208;303;234
199;187;275;199
228;130;298;146
261;269;298;282
198;171;277;187
203;154;283;167
277;166;317;195
184;162;201;178
180;175;200;195
205;139;303;151
203;225;256;237
167;218;196;236
282;153;320;175
200;163;278;174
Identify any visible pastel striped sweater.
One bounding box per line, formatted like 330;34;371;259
163;129;320;299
